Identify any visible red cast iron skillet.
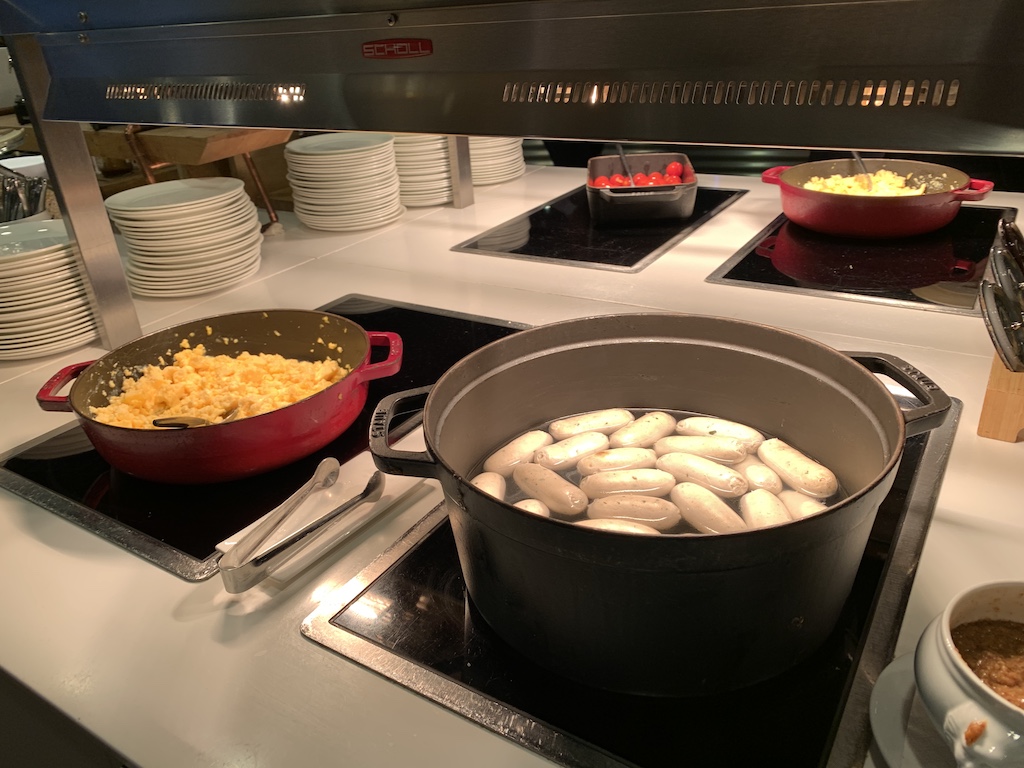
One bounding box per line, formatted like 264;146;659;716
37;309;402;484
762;158;993;238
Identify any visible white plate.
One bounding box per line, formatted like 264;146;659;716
121;220;262;255
110;196;255;233
0;317;97;347
1;277;85;307
106;188;249;223
0;293;91;324
0;262;78;293
104;177;246;214
870;654;956;768
126;244;260;280
0;249;77;280
297;205;405;232
285;132;393;156
0;219;69;258
0;326;98;361
129;231;263;266
128;257;261;298
294;197;403;219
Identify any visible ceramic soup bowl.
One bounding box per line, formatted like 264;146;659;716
915;581;1024;767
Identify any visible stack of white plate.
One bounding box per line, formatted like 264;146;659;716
285;132;405;231
0;219;99;361
104;178;262;299
393;134;453;207
469;136;526;186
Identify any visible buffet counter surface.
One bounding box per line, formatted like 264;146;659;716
1;166;1022;767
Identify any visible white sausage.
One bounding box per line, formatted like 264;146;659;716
548;408;635;441
470;471;506;501
575;518;661;536
577;447;657;477
757;438;838;499
533;431;610;472
512;463;589;517
675;416;765;453
609;411;677;448
587;495;682;531
483;430;554;477
653;435;747;464
778;489;829;520
655;452;748;498
579;468;676;500
739;488;791;529
733;455;784;494
669;482;747;534
513;498;551;518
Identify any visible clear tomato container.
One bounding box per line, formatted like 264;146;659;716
586;152;698;225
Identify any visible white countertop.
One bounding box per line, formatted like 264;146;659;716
1;166;1023;767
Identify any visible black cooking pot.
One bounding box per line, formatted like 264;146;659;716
369;313;950;697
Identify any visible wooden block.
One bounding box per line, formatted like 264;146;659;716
977;353;1024;442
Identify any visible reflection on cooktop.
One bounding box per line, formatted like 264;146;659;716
453;186;745;272
706;206;1014;315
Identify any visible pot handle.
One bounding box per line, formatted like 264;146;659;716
353;331;403;383
760;166;790;186
36;361;92;412
952;178;994;202
845;353;952;437
369;385;441;480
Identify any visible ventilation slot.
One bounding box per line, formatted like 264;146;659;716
106;83;306;103
502;78;960;108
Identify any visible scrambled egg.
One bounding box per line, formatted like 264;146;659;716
90;341;350;429
803;169;926;197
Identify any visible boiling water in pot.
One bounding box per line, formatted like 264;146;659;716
468;407;847;535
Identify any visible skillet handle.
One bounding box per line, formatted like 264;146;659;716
761;166;790;186
846;353;951;437
36;361;92;412
952;179;994;202
754;235;778;258
369;386;441;480
355;331;403;383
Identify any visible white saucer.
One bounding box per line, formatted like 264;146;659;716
870;654;956;768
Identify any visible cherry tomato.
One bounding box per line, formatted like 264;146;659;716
648;171;665;185
609;173;629;187
632;172;649;187
665;161;684;177
590;175;610;188
663;174;682;185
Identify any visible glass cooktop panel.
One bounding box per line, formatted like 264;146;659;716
707;205;1014;314
454;186;745;272
0;297;522;578
311;403;960;768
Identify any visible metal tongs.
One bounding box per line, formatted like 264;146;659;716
218;458;385;593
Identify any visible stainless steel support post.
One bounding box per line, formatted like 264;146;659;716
7;34;141;349
447;135;473;209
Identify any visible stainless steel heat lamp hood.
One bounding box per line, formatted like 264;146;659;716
1;0;1022;349
3;0;1024;154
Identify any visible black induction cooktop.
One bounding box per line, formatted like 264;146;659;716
0;296;523;581
304;399;960;768
453;185;745;271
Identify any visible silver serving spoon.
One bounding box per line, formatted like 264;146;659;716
851;151;873;191
152;406;240;429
